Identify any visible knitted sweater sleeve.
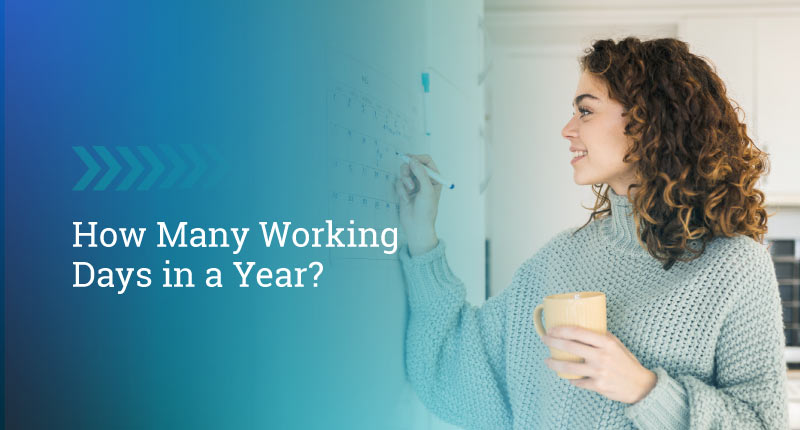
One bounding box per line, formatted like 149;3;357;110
399;239;514;430
624;245;789;429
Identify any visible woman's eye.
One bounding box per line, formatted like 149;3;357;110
578;107;592;117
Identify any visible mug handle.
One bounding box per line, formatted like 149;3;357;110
533;304;546;337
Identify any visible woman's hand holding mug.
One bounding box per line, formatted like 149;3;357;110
394;154;442;256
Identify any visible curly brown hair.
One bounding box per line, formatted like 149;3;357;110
572;36;771;271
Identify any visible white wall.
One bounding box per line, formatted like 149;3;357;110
485;47;596;295
426;0;488;309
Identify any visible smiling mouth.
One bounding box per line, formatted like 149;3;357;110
571;150;587;163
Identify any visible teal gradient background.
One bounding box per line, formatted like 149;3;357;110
6;0;431;428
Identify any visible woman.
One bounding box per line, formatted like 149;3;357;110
394;37;788;429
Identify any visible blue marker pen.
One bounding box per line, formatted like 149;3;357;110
421;72;431;136
396;152;455;190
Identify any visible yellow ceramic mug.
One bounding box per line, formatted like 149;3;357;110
533;291;607;379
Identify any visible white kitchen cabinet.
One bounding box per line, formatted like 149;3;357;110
678;17;756;136
680;15;800;206
756;16;800;204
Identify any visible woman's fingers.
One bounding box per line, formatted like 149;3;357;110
544;358;594;378
431;178;442;194
402;162;411;177
542;335;597;360
403;175;414;191
407;158;434;194
400;163;416;192
406;153;440;174
394;178;409;203
548;326;610;349
407;154;443;193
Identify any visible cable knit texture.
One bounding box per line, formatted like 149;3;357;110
399;188;789;429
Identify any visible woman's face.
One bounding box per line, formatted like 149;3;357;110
561;70;637;196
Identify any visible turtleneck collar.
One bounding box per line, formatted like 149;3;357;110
600;187;707;263
602;188;647;255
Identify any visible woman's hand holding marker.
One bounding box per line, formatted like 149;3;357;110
396;152;455;190
395;154;441;257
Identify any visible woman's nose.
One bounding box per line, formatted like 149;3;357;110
561;115;578;139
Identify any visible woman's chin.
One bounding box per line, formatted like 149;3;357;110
573;174;591;186
573;169;603;186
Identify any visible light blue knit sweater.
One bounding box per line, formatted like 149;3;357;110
399;188;789;429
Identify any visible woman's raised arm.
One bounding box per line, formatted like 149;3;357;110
400;239;515;429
